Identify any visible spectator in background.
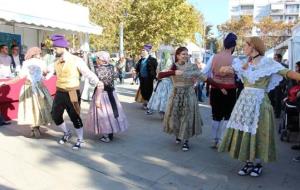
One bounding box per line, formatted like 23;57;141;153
195;58;205;102
268;53;287;118
131;55;140;85
10;44;24;74
289;61;300;156
126;55;134;72
116;55;126;84
0;44;13;78
274;53;287;68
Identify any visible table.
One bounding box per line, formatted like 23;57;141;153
0;76;56;120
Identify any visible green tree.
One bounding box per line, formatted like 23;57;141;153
255;16;296;49
125;0;204;55
217;15;253;54
202;25;219;53
69;0;204;56
69;0;129;52
218;15;299;53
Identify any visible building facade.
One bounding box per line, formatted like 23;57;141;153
229;0;300;23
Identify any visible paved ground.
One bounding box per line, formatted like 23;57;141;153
0;79;300;190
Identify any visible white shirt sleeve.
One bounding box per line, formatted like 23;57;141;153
202;55;214;77
75;57;99;85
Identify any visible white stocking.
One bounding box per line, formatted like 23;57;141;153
75;128;84;142
58;122;69;134
218;120;228;142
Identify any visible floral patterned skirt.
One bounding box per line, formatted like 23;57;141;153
163;86;202;140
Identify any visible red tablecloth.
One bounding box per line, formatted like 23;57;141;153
0;76;57;120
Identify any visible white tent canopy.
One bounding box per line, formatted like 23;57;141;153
0;0;102;35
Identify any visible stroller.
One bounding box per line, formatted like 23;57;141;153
279;85;300;142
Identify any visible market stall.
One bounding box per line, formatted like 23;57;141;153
0;0;102;121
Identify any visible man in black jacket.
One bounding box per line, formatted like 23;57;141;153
10;45;24;74
135;44;158;109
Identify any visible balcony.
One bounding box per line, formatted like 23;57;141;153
270;10;285;15
271;3;285;11
285;9;299;15
241;9;254;15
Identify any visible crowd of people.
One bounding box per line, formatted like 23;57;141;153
1;33;300;177
133;34;300;177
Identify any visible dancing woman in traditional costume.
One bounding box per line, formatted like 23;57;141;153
218;36;300;177
86;51;128;143
1;47;53;137
158;47;218;151
147;51;173;117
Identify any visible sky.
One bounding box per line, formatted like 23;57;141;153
187;0;229;36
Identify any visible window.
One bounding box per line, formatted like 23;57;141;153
286;4;299;13
241;5;254;11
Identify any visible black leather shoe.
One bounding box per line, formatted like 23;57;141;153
291;144;300;150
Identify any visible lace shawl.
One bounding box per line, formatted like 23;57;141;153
94;64;114;88
232;57;285;92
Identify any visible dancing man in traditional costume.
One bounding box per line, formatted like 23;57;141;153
50;34;99;150
203;33;240;148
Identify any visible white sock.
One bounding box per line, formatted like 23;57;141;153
212;120;220;142
75;128;84;142
58;122;68;134
218;120;228;142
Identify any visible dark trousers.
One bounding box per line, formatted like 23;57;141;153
51;90;83;129
210;88;237;121
0;114;6;125
197;82;204;101
268;86;284;117
139;77;154;101
118;70;124;83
